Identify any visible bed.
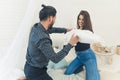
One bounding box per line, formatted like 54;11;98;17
1;34;120;80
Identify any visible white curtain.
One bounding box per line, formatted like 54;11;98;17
0;0;50;79
0;0;84;80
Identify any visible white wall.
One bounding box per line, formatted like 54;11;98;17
0;0;29;48
0;0;120;48
48;0;120;46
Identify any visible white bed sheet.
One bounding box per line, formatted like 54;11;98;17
47;69;85;80
0;67;120;80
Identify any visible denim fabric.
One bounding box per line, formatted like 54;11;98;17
24;62;53;80
64;48;100;80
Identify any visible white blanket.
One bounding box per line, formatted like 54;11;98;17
47;69;84;80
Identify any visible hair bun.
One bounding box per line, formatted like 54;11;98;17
41;4;46;8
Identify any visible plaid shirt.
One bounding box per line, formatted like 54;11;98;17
26;23;73;68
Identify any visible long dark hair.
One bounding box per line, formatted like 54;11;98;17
77;10;93;32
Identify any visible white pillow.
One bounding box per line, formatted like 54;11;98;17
50;34;65;49
47;59;68;69
65;29;105;44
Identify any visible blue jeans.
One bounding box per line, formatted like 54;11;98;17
64;48;100;80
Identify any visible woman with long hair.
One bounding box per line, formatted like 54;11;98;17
64;10;100;80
